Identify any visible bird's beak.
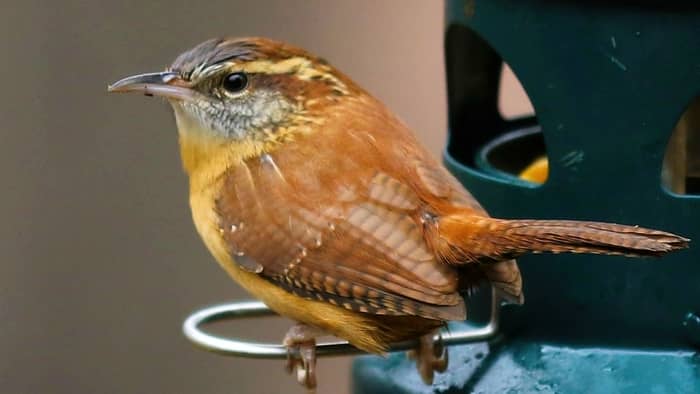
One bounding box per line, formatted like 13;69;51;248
107;71;195;101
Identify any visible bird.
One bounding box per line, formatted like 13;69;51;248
108;37;689;390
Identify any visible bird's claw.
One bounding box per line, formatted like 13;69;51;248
407;332;448;384
284;324;322;391
285;341;317;390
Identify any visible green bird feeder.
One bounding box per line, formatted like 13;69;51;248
352;1;700;392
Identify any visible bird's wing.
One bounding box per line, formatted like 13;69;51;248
412;159;489;213
406;152;524;304
214;153;465;321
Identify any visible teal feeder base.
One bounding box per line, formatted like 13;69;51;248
352;339;700;394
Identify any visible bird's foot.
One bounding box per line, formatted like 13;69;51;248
283;323;325;391
407;331;448;385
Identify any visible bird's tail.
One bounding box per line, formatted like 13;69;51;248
435;215;689;263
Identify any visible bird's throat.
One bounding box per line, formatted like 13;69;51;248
177;124;290;194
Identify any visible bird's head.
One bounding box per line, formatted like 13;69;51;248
109;37;361;176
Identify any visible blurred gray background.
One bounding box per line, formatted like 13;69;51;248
0;1;529;393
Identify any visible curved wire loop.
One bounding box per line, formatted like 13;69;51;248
183;287;500;359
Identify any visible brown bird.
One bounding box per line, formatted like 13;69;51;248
108;37;689;390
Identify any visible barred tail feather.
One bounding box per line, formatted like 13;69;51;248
437;215;689;264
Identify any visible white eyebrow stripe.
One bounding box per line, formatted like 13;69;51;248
190;63;227;80
242;58;349;95
188;56;349;96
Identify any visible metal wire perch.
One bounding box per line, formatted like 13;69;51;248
183;287;500;358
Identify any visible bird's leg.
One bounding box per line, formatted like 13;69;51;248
283;323;325;391
407;330;448;384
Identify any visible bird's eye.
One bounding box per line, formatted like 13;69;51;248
222;72;248;93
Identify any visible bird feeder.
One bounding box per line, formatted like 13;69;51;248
351;1;700;392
